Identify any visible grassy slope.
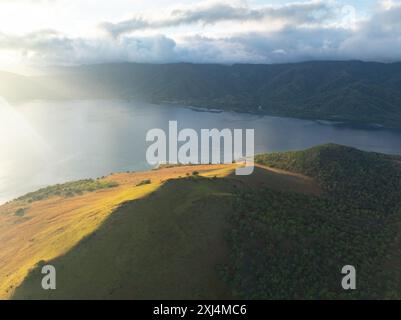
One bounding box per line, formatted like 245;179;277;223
0;164;238;299
13;178;235;299
1;163;318;299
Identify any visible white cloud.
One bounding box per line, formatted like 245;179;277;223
0;0;401;69
100;0;339;38
0;31;181;66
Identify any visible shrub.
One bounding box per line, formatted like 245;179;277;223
136;179;151;186
15;208;26;217
17;179;119;203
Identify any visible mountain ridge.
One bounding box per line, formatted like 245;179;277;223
2;60;401;128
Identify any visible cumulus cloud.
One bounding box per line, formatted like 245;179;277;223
100;1;339;38
336;2;401;61
0;30;180;66
1;0;401;67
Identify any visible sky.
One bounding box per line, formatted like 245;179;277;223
0;0;400;73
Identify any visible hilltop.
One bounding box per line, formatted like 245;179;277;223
2;144;401;299
1;162;316;299
255;144;401;211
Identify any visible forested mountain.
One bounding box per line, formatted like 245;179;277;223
255;144;401;211
2;61;401;128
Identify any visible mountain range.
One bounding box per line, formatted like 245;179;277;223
2;60;401;128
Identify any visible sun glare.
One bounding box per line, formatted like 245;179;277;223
0;98;50;156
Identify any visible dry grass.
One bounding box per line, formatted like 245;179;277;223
0;164;236;299
0;162;319;299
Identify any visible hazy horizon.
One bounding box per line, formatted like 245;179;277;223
4;59;401;77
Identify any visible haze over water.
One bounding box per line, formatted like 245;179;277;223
2;99;401;204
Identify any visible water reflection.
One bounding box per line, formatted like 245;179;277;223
2;99;401;204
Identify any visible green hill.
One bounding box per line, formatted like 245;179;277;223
3;61;401;128
256;144;401;212
8;144;401;299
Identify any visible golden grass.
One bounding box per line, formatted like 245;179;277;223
0;164;236;299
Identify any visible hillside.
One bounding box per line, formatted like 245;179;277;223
2;61;401;128
2;145;401;299
1;162;317;299
255;144;401;211
0;164;234;299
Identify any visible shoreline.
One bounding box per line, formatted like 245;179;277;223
5;96;400;131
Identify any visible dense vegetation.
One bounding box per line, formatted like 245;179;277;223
3;61;401;128
255;144;401;212
221;144;401;299
17;179;119;203
223;188;401;299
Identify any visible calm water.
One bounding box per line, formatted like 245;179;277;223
2;98;401;204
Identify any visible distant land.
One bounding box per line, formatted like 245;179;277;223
2;61;401;129
2;144;401;299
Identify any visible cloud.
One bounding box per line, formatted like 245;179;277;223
0;30;181;66
100;0;339;38
1;0;401;67
0;0;54;2
0;27;372;66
